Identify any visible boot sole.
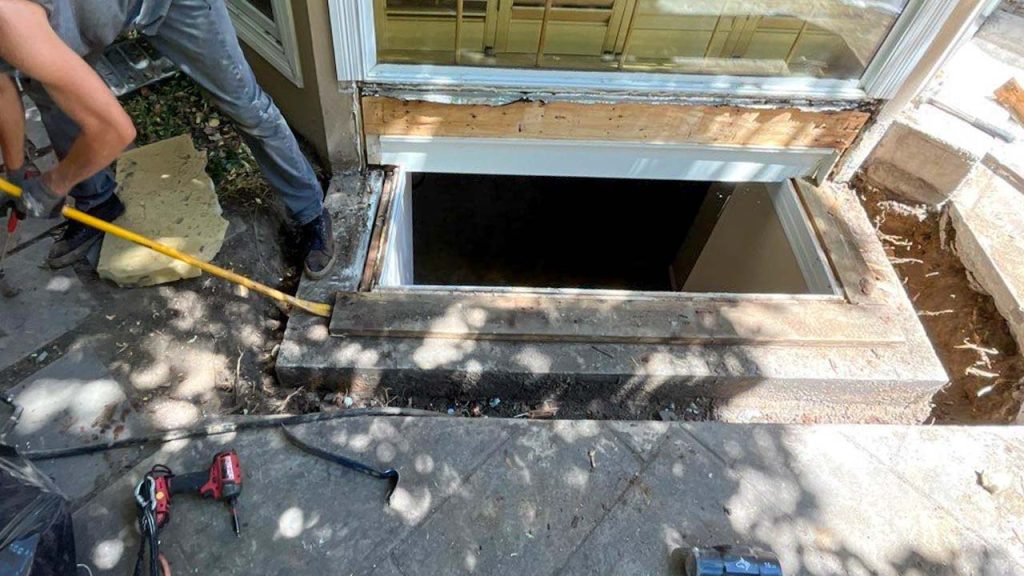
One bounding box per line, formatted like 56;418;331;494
48;197;126;269
303;250;338;281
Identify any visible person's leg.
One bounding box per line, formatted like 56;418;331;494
22;80;125;267
145;0;323;226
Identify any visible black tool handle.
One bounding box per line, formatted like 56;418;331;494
169;471;209;495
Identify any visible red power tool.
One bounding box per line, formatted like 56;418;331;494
0;204;20;298
150;450;243;535
134;451;243;576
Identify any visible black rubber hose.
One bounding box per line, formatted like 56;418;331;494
20;407;444;461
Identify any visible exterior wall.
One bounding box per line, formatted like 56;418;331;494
240;0;361;171
239;0;992;175
682;184;808;294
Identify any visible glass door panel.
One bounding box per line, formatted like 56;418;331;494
373;0;910;79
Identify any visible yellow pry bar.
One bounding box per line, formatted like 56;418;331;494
0;176;332;318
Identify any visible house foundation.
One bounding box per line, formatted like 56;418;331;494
277;169;946;424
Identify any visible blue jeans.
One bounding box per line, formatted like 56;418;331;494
27;0;323;225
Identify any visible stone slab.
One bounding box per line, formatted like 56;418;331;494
0;239;94;371
391;420;643;576
859;20;1024;207
685;424;1024;575
7;216;60;251
841;426;1024;566
277;171;381;386
32;151;58;173
949;165;1024;349
97;135;228;287
68;419;1024;576
930;42;1024;145
975;8;1024;70
23;104;50;150
6;346;151;501
862;105;994;206
558;426;753;576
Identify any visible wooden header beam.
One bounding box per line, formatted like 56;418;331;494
362;96;871;150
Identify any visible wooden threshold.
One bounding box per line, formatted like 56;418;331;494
330;291;904;346
361;96;871;150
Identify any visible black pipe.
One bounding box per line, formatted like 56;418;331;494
20;407;444;461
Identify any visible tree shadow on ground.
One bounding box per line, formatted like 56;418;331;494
64;414;1024;575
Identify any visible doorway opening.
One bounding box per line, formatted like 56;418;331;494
368;172;837;296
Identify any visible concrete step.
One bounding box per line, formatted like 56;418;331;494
975;7;1024;71
862;9;1024;206
862;101;995;206
949;165;1024;351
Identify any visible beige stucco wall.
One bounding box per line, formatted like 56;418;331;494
683;183;809;294
240;0;361;171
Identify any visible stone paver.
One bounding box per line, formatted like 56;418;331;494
841;426;1024;566
558;427;745;576
64;418;1024;576
23;104;51;150
686;424;1024;575
949;164;1024;351
8;216;60;251
605;420;670;461
73;417;513;575
393;420;641;576
0;238;94;371
7;346;150;501
97;135;228;287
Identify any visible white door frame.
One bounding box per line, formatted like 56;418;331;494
331;0;963;100
369;136;839;183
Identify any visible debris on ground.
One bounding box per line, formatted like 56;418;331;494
976;469;1015;495
658;405;679;422
995;78;1024;127
859;183;1024;423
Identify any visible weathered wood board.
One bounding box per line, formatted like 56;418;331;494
995;78;1024;127
331;290;903;346
362;96;871;150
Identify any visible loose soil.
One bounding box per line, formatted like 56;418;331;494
858;182;1024;424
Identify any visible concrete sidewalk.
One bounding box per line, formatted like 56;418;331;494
67;417;1024;575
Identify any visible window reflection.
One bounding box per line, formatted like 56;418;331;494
374;0;910;79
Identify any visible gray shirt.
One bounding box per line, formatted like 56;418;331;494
1;0;171;74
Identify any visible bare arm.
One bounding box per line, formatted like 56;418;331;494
0;73;23;172
0;0;135;195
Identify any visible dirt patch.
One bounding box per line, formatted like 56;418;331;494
277;389;711;423
858;182;1024;423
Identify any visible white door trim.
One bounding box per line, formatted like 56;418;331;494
370;136;836;183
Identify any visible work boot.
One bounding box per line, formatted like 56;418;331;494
47;194;125;269
300;208;336;280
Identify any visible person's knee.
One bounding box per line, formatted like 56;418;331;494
219;89;287;137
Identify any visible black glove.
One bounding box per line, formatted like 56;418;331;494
15;174;65;219
1;167;25;217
